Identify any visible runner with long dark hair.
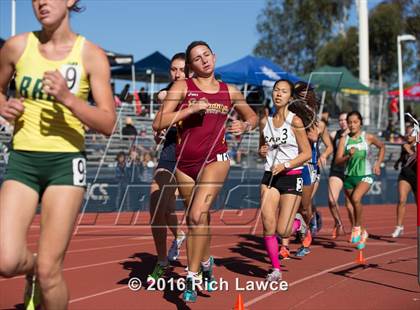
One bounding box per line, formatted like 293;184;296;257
259;79;311;279
147;53;187;284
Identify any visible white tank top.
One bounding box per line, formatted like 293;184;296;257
263;112;302;172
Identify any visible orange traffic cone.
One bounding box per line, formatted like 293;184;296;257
234;294;245;310
355;250;366;265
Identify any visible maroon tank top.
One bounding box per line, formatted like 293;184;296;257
176;78;232;164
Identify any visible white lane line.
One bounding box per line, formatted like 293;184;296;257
69;286;128;304
244;245;416;307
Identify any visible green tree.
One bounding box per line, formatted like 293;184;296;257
405;2;420;79
254;0;352;74
369;1;407;84
316;0;419;85
316;27;359;75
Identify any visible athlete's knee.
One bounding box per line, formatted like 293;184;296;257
398;198;407;206
0;257;20;278
262;218;276;235
36;259;62;291
263;222;276;236
188;210;208;226
351;196;362;206
0;249;30;278
328;196;338;207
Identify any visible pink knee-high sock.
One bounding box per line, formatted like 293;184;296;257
264;235;281;270
292;218;301;234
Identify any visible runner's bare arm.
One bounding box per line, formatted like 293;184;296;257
228;84;258;134
51;41;116;135
367;133;385;175
259;117;269;157
0;35;27;121
152;80;202;131
319;120;333;166
335;136;350;165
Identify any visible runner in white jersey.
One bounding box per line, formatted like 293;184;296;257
263;113;303;174
259;79;311;282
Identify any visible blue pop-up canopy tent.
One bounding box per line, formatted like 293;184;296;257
215;55;301;87
112;51;170;83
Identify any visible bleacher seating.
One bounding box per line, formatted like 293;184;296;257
0;103;408;179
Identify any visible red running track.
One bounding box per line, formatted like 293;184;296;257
0;204;419;309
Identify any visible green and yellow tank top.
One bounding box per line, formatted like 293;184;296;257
344;131;372;176
13;31;90;152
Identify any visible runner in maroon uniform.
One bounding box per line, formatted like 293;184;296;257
153;41;257;302
175;78;232;180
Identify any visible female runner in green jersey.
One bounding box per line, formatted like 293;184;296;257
335;111;385;250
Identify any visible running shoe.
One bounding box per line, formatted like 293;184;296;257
168;232;186;262
183;277;198;303
295;246;311;257
302;230;312;248
202;256;216;292
351;226;361;243
279;246;290;260
24;274;41;310
391;226;404;238
147;262;169;285
266;269;282;282
332;224;345;239
356;230;368;250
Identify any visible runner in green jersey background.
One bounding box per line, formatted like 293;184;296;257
335;111;385;250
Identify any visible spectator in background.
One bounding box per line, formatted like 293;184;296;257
228;138;242;166
115;151;129;181
141;152;156;182
115;151;130;210
143;151;156;168
122;116;137;138
389;97;399;127
139;125;147;137
84;125;104;155
384;120;397;142
139;87;150;112
119;83;130;102
126;146;142;183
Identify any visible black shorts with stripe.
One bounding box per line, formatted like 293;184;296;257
261;171;303;196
